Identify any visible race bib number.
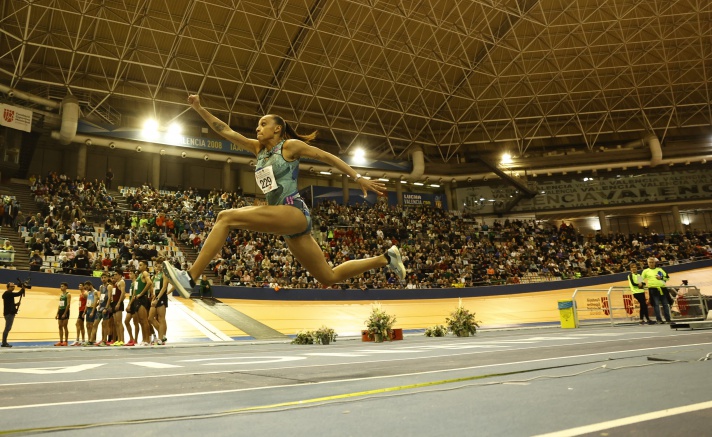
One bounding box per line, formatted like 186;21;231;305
154;281;161;291
100;294;106;302
255;166;278;194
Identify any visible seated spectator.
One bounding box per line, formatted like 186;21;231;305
29;250;43;271
199;275;213;299
2;240;13;251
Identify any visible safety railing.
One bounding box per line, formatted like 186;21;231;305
571;286;639;327
571;285;708;327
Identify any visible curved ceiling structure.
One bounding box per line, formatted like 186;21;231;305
1;0;711;175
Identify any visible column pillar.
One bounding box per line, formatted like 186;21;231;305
76;143;87;179
597;210;609;235
395;179;403;206
342;174;349;205
671;205;684;233
447;181;457;210
152;153;160;189
223;160;232;192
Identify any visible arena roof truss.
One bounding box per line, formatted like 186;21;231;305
0;0;711;173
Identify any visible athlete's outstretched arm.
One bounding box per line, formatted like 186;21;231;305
188;94;260;155
284;140;386;197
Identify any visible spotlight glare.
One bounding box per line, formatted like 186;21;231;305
142;119;159;140
353;148;366;164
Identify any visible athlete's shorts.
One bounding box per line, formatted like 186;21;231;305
112;301;125;312
85;309;97;323
77;310;85;321
98;307;112;321
57;310;70;320
284;195;312;239
156;293;168;308
137;295;151;311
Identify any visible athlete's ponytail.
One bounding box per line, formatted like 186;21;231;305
271;115;317;142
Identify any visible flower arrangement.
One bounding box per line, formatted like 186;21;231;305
446;299;481;337
365;302;396;341
291;330;314;345
291;327;337;345
424;324;448;337
314;326;337;345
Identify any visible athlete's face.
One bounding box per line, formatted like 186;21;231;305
256;116;281;141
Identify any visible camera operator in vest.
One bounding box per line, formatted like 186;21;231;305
628;263;654;325
641;257;671;324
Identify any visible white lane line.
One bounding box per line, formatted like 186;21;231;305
303;353;368;357
0;364;105;374
533;400;712;437
0;341;710;409
129;362;182;369
1;339;709;389
168;296;233;341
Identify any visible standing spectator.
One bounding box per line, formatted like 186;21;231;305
54;282;71;346
72;249;90;275
105;168;114;189
642;257;671;324
628;263;654;325
2;282;24;347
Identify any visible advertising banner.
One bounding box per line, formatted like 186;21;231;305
0;104;32;132
456;169;712;213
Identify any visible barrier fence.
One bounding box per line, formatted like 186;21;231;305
570;285;708;327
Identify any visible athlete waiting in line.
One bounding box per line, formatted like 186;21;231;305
95;273;113;346
164;94;405;297
83;281;100;345
149;259;169;345
54;282;71;346
134;261;154;346
71;284;87;346
124;271;139;346
110;270;126;346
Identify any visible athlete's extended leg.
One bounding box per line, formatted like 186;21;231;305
286;234;402;286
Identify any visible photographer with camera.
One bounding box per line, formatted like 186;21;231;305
2;281;26;348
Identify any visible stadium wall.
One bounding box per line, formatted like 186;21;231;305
3;258;709;301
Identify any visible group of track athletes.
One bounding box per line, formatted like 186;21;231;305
54;257;170;346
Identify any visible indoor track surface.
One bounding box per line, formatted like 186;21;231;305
1;324;711;436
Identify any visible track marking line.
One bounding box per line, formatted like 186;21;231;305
533;400;712;437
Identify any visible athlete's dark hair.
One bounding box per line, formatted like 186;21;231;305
270;115;317;142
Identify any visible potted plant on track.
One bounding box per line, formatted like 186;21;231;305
314;326;337;345
446;300;481;337
365;303;396;342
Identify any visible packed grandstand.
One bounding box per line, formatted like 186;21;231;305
11;171;712;290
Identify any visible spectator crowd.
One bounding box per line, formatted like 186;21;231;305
11;172;712;290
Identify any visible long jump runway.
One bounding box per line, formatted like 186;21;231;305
0;326;710;436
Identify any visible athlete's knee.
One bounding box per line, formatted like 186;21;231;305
312;272;336;287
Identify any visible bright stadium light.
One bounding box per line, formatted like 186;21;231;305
353;147;366;164
142;119;159;140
